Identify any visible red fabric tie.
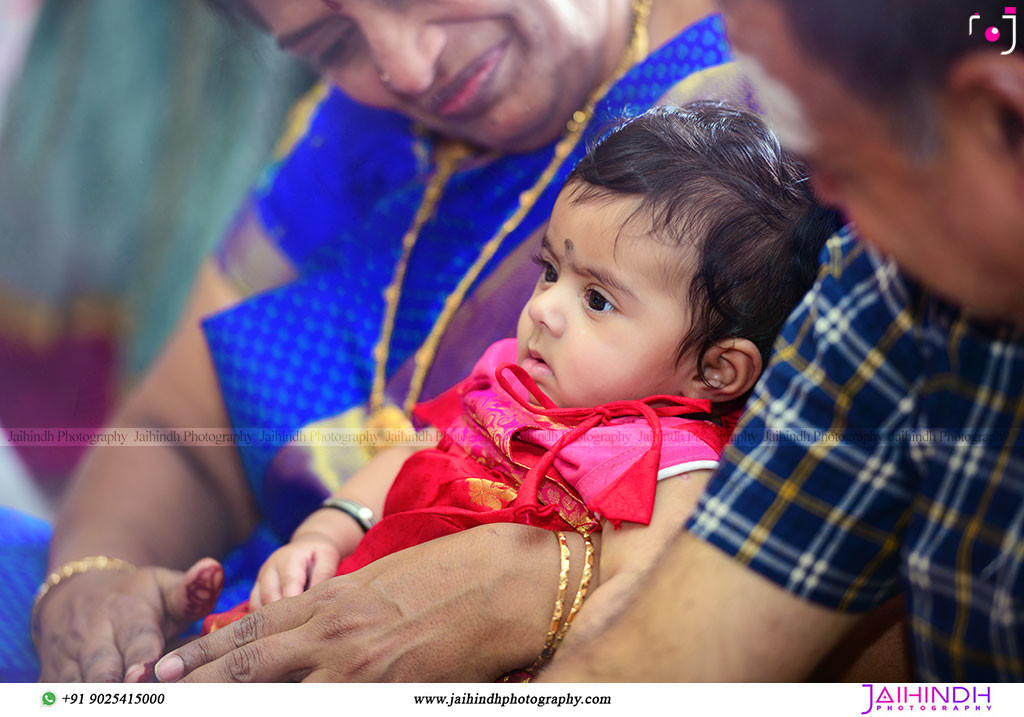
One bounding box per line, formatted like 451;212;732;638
495;363;716;526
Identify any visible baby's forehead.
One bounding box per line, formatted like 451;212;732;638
611;226;699;300
553;181;701;291
562;179;702;241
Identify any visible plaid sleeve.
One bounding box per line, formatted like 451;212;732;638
687;230;925;612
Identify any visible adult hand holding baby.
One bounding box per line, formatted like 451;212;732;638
155;525;565;682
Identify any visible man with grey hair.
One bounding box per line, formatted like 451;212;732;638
542;0;1024;681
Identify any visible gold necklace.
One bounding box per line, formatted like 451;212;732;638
367;0;653;436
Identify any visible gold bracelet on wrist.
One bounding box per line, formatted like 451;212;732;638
549;530;595;653
528;531;571;673
31;556;138;639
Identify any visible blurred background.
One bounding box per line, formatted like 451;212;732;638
0;0;315;520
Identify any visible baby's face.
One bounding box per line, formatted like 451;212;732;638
516;188;697;408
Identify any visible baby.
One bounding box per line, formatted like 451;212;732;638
204;103;841;672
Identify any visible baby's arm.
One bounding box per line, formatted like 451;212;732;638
556;470;714;648
250;446;416;608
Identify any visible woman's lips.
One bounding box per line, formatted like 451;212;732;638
432;43;506;118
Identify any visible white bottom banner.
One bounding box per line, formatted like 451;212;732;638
0;683;1013;716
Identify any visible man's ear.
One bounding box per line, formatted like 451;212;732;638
946;53;1024;169
682;339;762;403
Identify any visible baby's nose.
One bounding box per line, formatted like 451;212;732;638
527;290;566;337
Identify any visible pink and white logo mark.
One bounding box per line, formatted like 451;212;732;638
860;685;993;714
970;8;1018;53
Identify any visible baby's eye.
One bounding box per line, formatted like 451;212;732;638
543;261;558;283
583;288;614;313
531;254;558;283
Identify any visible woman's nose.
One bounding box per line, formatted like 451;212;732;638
362;13;446;96
527;288;566;337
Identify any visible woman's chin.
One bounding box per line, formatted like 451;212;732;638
426;110;567;154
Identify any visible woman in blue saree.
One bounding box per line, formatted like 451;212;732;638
10;0;750;682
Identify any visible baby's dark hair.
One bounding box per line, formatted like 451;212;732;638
566;102;842;386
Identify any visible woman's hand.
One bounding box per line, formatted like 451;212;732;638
155;525;566;683
250;533;342;609
39;259;255;683
36;558;223;683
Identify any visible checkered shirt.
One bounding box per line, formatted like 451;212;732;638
688;229;1024;681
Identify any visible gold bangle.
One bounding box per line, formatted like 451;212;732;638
31;556;137;637
529;531;571;672
549;531;595;654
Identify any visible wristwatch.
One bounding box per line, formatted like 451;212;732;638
320;497;377;533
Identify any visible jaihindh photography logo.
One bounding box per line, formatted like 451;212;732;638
860;684;993;714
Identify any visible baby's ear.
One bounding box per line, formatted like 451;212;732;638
682;339;762;403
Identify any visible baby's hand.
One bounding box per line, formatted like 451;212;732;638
250;532;342;609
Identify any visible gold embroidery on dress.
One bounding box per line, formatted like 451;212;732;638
465;478;518;510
